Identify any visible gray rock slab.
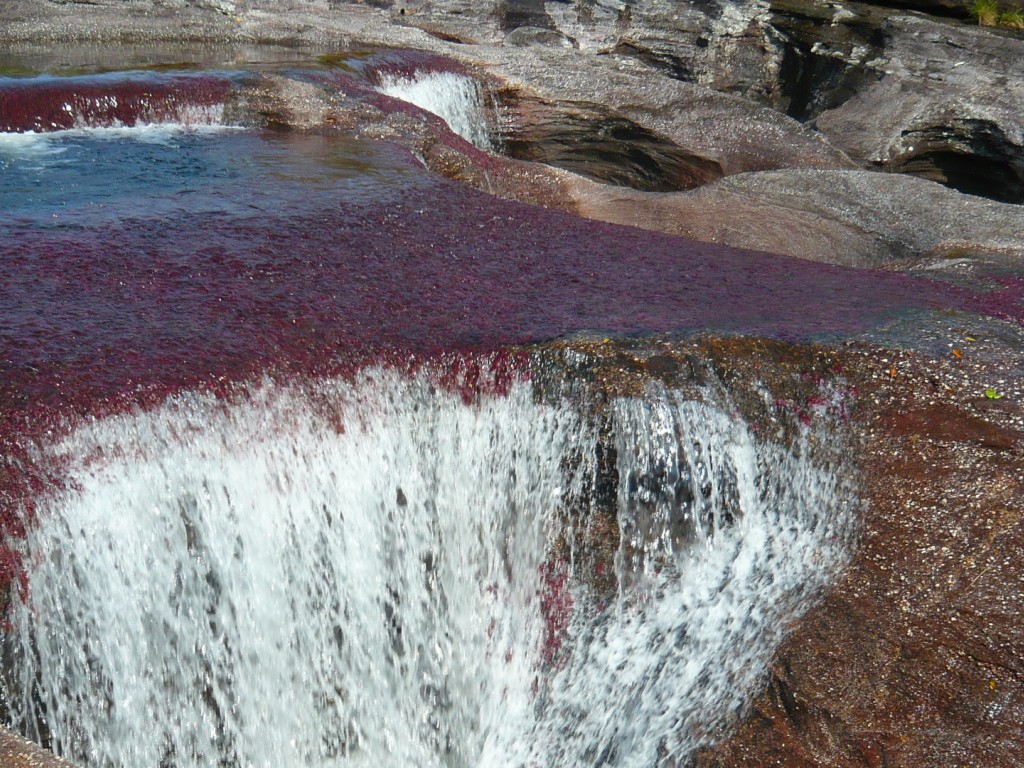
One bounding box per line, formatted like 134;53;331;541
570;168;1024;268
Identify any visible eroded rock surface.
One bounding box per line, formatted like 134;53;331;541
389;0;1024;202
568;168;1024;268
815;15;1024;203
488;55;853;177
690;328;1024;767
406;1;1024;204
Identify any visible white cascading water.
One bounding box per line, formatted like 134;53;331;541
377;71;492;151
1;365;854;767
0;120;234;162
505;386;854;766
64;100;227;131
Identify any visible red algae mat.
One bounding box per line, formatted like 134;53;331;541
0;112;1021;564
2;135;1020;416
2;66;1020;426
0;71;232;133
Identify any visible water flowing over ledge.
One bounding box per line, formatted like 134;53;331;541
376;70;493;151
0;12;1019;764
1;362;855;767
0;72;233;133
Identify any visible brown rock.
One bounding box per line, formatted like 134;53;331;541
881;405;1023;450
0;729;74;768
695;340;1024;768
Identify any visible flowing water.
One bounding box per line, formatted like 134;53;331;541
2;365;854;768
377;71;492;151
0;56;895;767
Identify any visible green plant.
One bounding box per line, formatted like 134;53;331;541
1000;7;1024;27
974;0;1001;26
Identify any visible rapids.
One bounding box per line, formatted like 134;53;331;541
1;366;854;768
0;72;232;133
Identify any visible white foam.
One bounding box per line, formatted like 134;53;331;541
0;130;67;159
0;100;233;147
1;122;238;157
0;122;244;171
1;368;855;767
490;388;855;766
64;121;237;143
377;71;492;151
66;100;228;133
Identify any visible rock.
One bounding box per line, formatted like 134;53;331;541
485;46;855;176
496;93;725;191
406;0;1024;203
815;15;1024;202
388;0;507;44
971;396;1024;416
858;0;975;17
394;0;876;121
1;3;1024;767
0;0;855;180
503;25;575;47
568;169;889;266
694;335;1024;768
764;0;891;120
495;0;554;31
881;404;1024;449
568;168;1024;268
0;728;75;767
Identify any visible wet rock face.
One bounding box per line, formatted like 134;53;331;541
764;0;889;121
477;43;854;177
496;91;724;191
813;15;1024;203
533;336;1024;768
889;116;1024;204
0;72;231;132
693;333;1024;768
437;0;1024;202
614;3;1024;203
541;333;1022;768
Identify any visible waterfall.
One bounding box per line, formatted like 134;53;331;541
1;364;854;767
506;388;853;766
376;71;492;151
0;73;231;133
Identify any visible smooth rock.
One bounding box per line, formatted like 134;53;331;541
484;45;854;177
503;25;576;48
569;168;1024;268
815;15;1024;202
694;334;1024;768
